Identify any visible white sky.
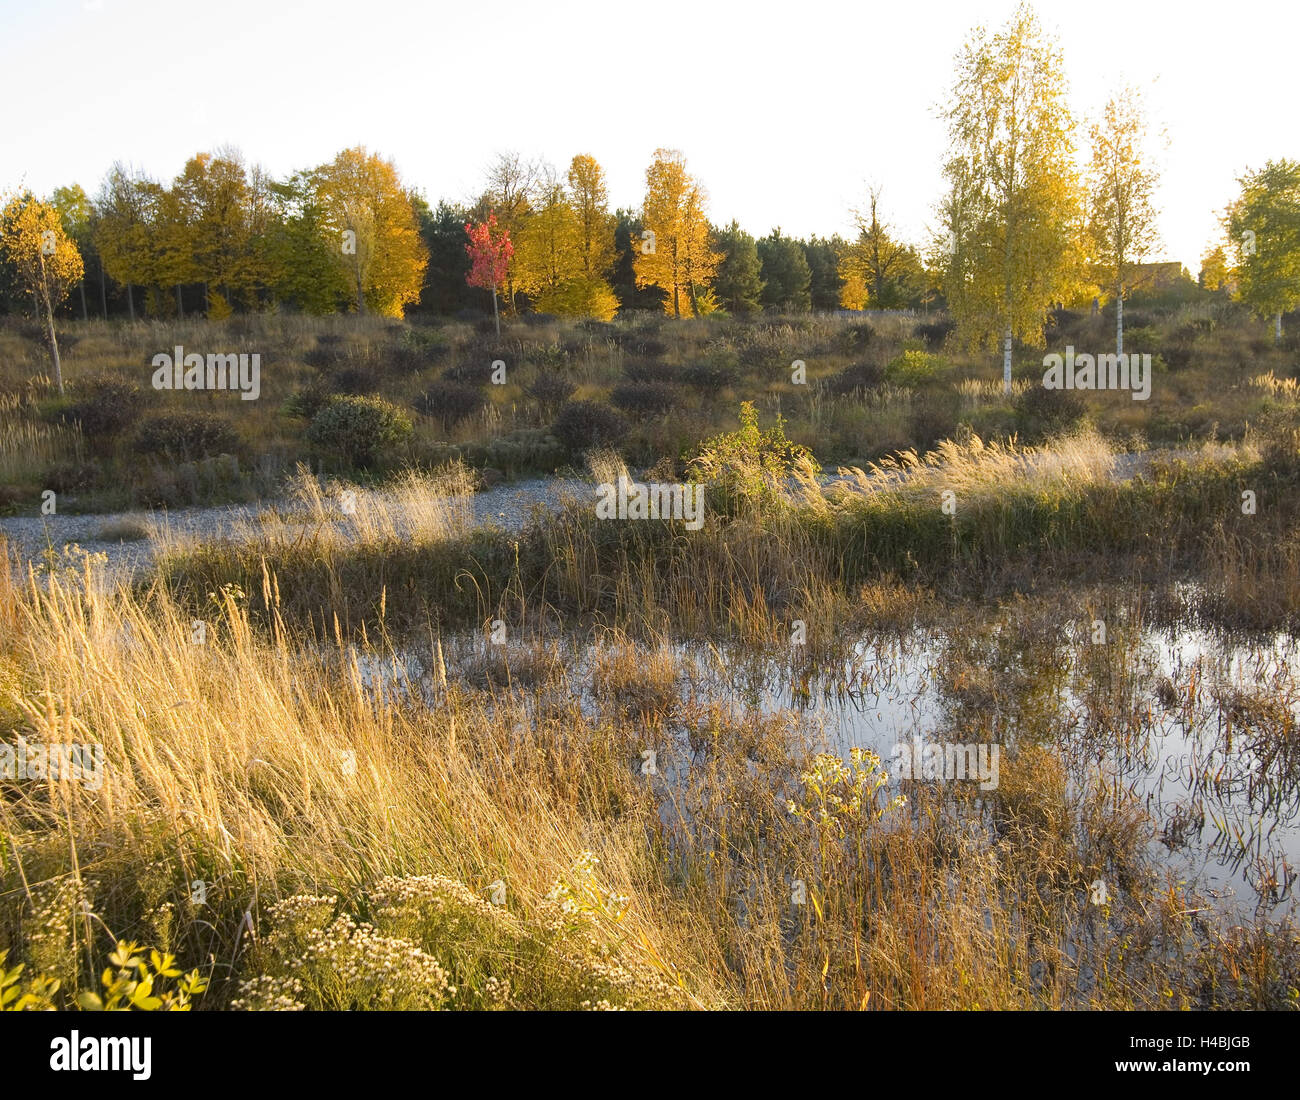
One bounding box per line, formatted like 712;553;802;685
2;0;1294;269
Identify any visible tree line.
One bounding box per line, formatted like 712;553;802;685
3;3;1297;391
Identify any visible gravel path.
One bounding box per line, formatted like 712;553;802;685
0;451;1182;580
0;477;589;580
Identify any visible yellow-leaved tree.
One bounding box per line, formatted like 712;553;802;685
513;168;583;305
1087;86;1163;356
635;149;721;319
939;3;1085;393
511;158;619;320
313;147;428;318
0;192;84;394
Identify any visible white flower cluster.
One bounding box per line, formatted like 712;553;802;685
230;973;307;1011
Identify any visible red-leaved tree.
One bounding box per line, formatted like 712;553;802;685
465;212;513;337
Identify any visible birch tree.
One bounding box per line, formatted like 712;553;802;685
1087;87;1162;356
939;3;1084;393
1225;160;1300;345
0;192;84;394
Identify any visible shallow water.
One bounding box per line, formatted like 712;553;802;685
361;616;1300;922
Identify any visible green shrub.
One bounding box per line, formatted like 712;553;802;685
133;412;239;462
462;428;566;475
885;348;944;387
306;395;413;468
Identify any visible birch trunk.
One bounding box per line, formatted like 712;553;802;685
1116;288;1124;358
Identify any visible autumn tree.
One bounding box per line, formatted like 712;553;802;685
567;154;616;280
172;149;259;316
477;152;542;313
513;167;582;303
0;192;84;393
94;163;156;320
635;149;722;318
1199;245;1230;292
1224;159;1300;344
1087;87;1163;355
314;147;428;318
841;189;925;309
465;212;514;337
50;184;93;320
939;3;1085;393
713;221;763;315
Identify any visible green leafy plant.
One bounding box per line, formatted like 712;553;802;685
76;941;209;1011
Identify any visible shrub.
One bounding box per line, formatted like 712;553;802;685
551;400;628;456
524;372;576;417
836;322;876;351
280;378;333;420
623;359;685;384
306;395;413;468
413;380;487;431
133;412;239;462
611;381;676;416
628;337;667;358
1162;338;1195;370
42;459;103;493
303;345;340;369
885;348;944;387
914;319;956;349
1121;325;1162;352
330;366;382;395
1014;385;1086;442
690;400;819;512
684;350;738;396
908;392;962;451
577;319;618;340
62;376;143;439
462;428;566;475
826;360;884;396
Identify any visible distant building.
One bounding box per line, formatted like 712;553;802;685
1127;261;1193;292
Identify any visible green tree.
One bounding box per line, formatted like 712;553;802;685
712;221;763;315
1225;159;1300;344
757;228;811;312
805;236;845;311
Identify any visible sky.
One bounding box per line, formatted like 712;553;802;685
1;0;1295;270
